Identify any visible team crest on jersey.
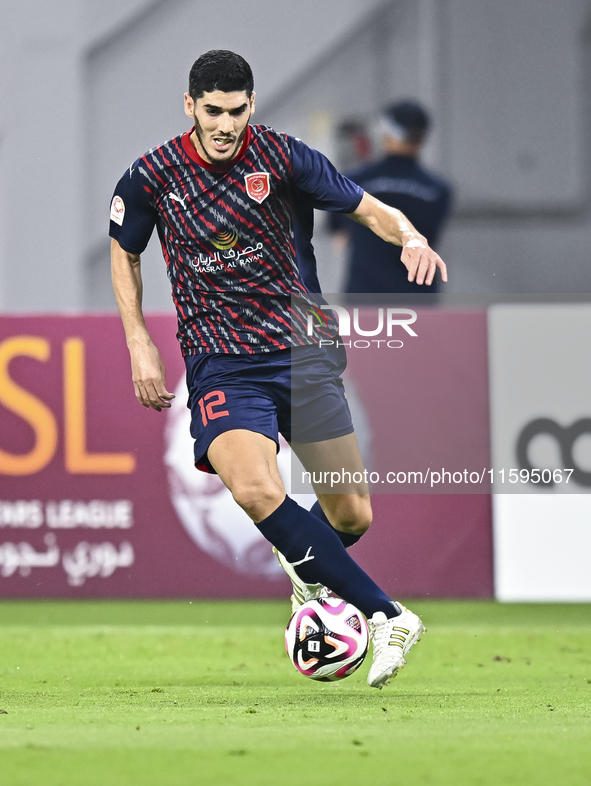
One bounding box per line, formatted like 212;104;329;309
244;172;271;204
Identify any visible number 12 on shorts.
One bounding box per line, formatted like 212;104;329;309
198;390;230;426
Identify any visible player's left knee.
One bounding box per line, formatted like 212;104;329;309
347;510;372;536
333;499;372;535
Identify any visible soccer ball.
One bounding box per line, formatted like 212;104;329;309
285;598;370;681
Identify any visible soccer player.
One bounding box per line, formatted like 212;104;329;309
109;50;447;689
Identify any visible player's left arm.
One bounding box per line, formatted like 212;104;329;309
287;136;447;285
349;192;448;286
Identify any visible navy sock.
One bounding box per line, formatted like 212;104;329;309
256;496;398;619
310;501;362;548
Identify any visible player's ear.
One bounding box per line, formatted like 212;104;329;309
249;91;256;116
184;93;195;119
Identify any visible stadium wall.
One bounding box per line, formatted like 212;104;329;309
2;0;591;312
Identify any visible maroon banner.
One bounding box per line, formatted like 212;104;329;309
0;314;492;598
344;309;493;597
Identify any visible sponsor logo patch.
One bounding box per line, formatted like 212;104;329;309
245;172;271;204
211;228;239;250
110;195;125;226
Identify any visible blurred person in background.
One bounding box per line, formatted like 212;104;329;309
334;119;373;173
331;101;453;294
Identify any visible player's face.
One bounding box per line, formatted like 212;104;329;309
184;90;255;164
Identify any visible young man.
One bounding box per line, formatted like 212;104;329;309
110;50;447;689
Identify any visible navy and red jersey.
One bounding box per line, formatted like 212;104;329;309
109;124;363;355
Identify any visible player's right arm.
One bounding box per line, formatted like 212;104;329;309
110;239;174;411
109;162;174;412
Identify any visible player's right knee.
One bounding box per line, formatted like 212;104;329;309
231;481;285;522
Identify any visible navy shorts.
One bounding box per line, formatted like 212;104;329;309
184;343;354;473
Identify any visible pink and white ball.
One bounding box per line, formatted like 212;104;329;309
285;598;370;681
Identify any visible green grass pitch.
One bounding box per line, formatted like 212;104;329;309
0;600;590;786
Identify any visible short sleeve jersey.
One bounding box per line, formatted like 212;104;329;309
109;124;363;355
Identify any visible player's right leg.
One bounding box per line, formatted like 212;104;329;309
206;429;327;611
206;428;396;619
206;428;285;522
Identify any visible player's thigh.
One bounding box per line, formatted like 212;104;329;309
208;428;285;521
189;382;280;468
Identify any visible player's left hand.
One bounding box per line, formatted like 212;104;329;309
401;239;447;286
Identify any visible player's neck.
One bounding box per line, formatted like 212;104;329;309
382;137;421;158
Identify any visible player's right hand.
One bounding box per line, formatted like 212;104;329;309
129;339;175;412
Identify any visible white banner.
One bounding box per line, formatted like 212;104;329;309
488;304;591;600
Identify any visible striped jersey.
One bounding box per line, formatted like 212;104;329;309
109;124;363;355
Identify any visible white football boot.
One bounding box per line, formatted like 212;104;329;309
367;604;426;689
272;547;329;614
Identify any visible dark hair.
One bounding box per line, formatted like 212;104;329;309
188;50;254;100
383;100;431;143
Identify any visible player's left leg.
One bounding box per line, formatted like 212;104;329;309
292;431;372;545
278;343;425;687
290;434;425;690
